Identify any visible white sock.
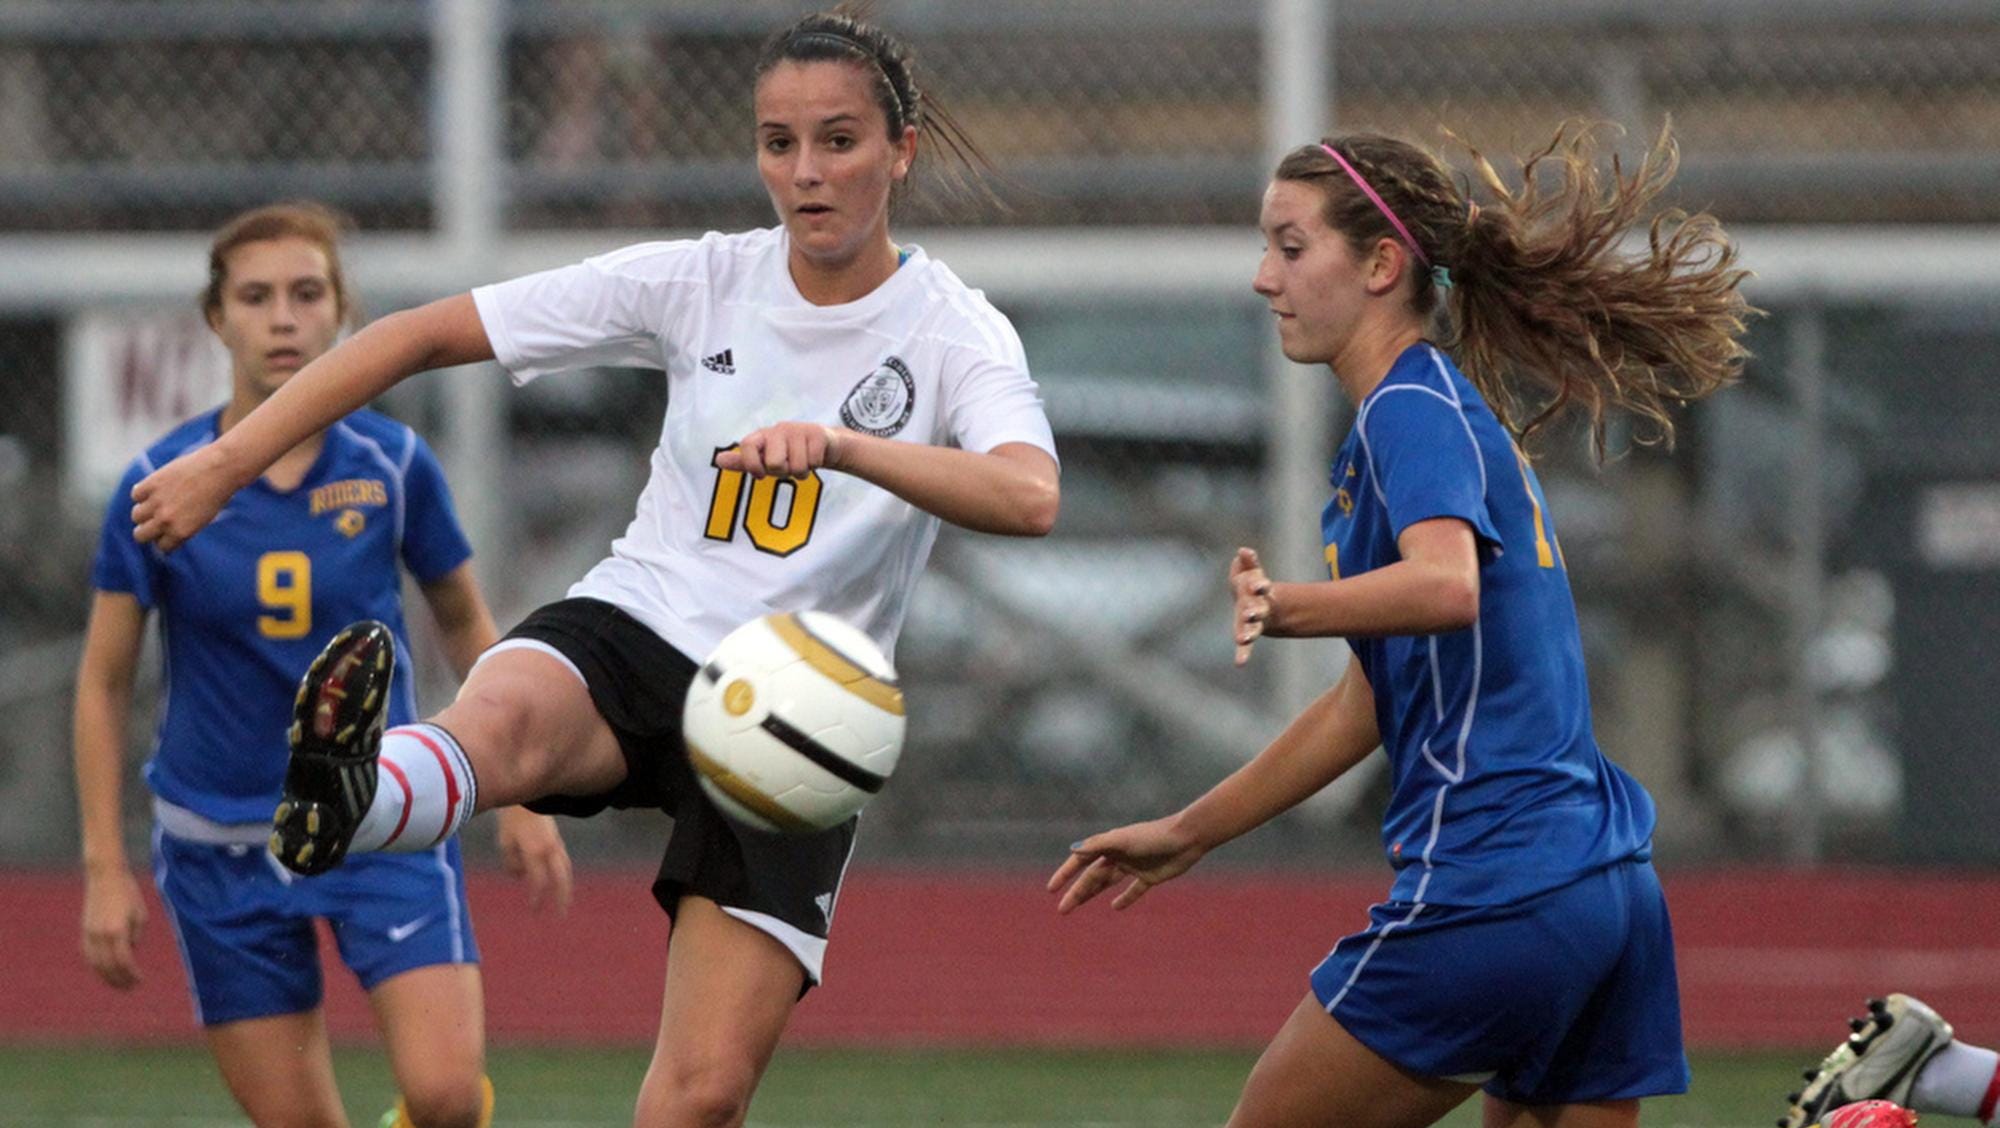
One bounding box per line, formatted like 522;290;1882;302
1909;1040;2000;1124
350;723;479;852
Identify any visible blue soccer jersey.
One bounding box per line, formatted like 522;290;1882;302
1322;343;1656;907
94;408;473;826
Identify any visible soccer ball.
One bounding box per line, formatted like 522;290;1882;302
682;610;905;833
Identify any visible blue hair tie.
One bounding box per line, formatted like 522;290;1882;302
1431;265;1453;290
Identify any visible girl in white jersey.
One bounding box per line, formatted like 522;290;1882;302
130;9;1060;1126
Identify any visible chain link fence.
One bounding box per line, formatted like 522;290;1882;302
3;1;1999;868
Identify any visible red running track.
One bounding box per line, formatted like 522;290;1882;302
7;867;1997;1048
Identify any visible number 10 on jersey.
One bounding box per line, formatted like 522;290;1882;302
704;446;822;557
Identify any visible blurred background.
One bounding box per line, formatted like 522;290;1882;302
3;0;1999;1124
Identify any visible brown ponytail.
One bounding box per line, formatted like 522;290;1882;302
1278;122;1756;457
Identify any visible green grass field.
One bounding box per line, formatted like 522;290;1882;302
0;1045;1808;1126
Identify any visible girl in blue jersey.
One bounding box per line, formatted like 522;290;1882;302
1052;126;1752;1128
74;203;572;1128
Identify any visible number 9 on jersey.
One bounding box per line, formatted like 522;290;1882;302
682;611;905;833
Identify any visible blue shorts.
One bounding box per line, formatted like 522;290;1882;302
1311;860;1688;1105
151;825;479;1027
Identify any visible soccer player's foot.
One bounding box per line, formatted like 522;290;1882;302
1782;994;1953;1128
271;621;395;876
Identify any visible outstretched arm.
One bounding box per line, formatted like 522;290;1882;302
1049;658;1380;913
132;295;494;551
718;425;1059;537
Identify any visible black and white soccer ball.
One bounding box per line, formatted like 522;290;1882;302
682;611;904;833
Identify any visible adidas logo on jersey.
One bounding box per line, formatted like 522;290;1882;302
701;348;735;374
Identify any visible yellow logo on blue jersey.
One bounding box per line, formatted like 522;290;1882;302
309;479;387;517
334;509;366;538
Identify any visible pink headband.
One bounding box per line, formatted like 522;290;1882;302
1320;142;1429;267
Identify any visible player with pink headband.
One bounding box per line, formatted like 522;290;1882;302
1053;123;1753;1128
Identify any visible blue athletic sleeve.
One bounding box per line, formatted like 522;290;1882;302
398;432;475;584
91;460;160;608
1358;386;1504;550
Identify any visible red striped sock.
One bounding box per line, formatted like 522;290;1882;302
1978;1058;2000;1126
351;724;479;852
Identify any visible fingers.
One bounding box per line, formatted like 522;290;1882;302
500;815;574;915
788;429;813;476
536;844;575;916
736;435;770;477
1231;546;1273;667
1056;855;1125;915
1111;875;1154;911
129;489;188;552
1235;589;1268;667
1235;609;1267;665
82;924;141;990
717;425;827;479
1046;849;1092;893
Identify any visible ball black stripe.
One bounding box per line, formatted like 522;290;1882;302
758;713;887;794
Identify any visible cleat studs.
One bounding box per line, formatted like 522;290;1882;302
1867;997;1886;1012
1850;1017;1867;1032
305;809;320;835
1803;1068;1817;1080
296;842;314;865
1786;1092;1800;1104
275;801;291;821
269;832;282;854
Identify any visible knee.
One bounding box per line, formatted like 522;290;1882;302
635;1058;757;1128
396;1076;488;1128
435;684;544;794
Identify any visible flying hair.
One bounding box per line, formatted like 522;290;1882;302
1279;122;1757;458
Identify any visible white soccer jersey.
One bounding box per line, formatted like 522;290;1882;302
471;226;1057;663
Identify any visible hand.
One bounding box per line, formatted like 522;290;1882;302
714;422;843;478
1046;816;1208;914
1230;547;1273;667
131;444;240;552
496;807;572;915
81;865;147;989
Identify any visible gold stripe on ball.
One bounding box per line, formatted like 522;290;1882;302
686;741;817;832
768;613;905;716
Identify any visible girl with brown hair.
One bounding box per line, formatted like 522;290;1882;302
76;201;571;1127
126;8;1058;1126
1052;124;1752;1128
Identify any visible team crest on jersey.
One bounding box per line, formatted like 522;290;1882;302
839;357;915;437
335;509;367;538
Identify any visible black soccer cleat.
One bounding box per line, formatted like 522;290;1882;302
270;621;395;876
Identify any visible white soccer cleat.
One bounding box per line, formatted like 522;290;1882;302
1783;995;1953;1128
